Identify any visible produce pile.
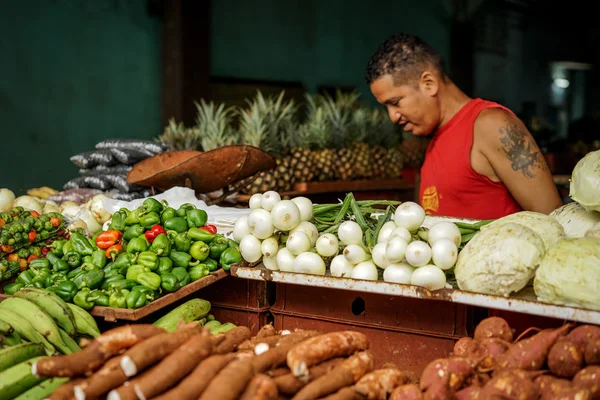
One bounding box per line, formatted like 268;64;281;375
64;139;167;201
233;190;490;291
4;198;241;310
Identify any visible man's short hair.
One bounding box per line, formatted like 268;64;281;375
365;33;446;86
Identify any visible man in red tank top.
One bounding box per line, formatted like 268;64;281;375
365;34;562;219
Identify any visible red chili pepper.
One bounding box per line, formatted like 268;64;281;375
106;244;124;260
50;217;61;228
30;211;40;217
28;229;37;242
200;224;218;234
27;254;38;264
144;224;166;244
95;230;123;249
41;247;50;256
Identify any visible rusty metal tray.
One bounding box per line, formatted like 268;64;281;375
230;266;600;325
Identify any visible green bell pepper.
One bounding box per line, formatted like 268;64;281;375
171;267;190;287
174;232;192;252
45;252;61;266
139;212;160;229
220;247;242;271
56;280;78;302
160;272;180;292
50;239;67;256
74;288;94;310
104;268;122;278
67;267;83;279
176;203;196;218
109;210;126;231
127;236;148;254
150;234;171;257
101;273;125;290
190;241;210;262
157;256;173;274
188;227;216;243
169;251;193;269
17;270;35;286
126;264;150;281
123;224;145;241
103;261;117;273
136;272;161;291
186;209;208;229
123;208;140;225
113;252;134;273
126;289;147;309
203;258;218;272
70;231;95;255
189;265;209;281
53;259;70;273
140;198;163;215
81;269;104;290
88;289;109;307
160;207;177;224
64;251;82;268
62;240;73;255
228;239;239;249
163;217;188;233
131;285;157;301
3;282;24;296
28;258;50;273
106;278;137;291
137;251;158;271
82;255;93;265
92;249;107;269
49;271;68;286
109;289;130;308
209;235;229;259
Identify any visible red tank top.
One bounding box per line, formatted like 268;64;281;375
419;98;523;219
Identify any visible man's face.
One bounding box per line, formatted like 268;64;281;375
370;74;440;136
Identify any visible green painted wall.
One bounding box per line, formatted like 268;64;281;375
211;0;452;105
0;0;162;194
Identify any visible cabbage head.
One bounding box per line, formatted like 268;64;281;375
481;211;565;252
550;202;600;239
534;237;600;311
570;150;600;212
456;222;545;297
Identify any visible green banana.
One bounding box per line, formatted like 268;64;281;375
2;331;22;347
0;309;55;355
14;377;69;400
0;343;46;373
153;299;211;333
0;298;70;354
0;356;46;400
14;288;76;337
58;328;80;354
0;319;12;335
66;303;101;338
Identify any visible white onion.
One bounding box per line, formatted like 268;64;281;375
233;216;251;242
390;227;412;243
260;191;281;211
286;231;311;255
405;240;432;267
315;233;339;257
76;209;102;234
249;193;263;210
371;242;391;269
261;236;280;258
383;262;415;284
377;221;397;243
240;234;262;263
0;188;15;212
13;195;42;214
291;196;313;221
385;237;409;263
430;238;458;270
428;221;461;247
293;252;326;275
329;255;354;277
350;260;378;281
338;221;363;245
271;200;301;231
290;221;319;247
343;244;371;265
394;201;425;233
276;248;295;272
410;265;446;290
248;209;275;239
89;194;112;224
262;255;279;271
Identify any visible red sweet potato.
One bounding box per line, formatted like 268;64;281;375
353;368;416;400
481;369;539;400
419;357;476;400
497;324;572;370
454;385;482;400
566;325;600;347
573;365;600;400
474;317;513;342
585;338;600;365
534;375;592;400
388;384;423;400
466;337;512;370
452;337;472;357
548;339;585;378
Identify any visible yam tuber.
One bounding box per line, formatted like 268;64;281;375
286;331;368;379
252;332;319;373
389;384;423;400
419;357;476;400
318;387;365;400
47;378;84;400
585;338;600;365
466;337;511;370
474;317;513;342
257;324;277;339
267;366;291;378
213;326;252;353
275;358;345;396
73;355;128;400
239;373;279;400
34;324;165;378
454;385;482;400
292;350;374;400
452;337;472;357
573;366;600;400
481;369;539;400
198;358;256;400
239;330;321;352
353;368;416;400
547;339;584;378
566;325;600;347
535;374;592;400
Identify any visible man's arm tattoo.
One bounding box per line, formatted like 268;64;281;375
498;121;547;179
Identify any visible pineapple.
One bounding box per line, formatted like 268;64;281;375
398;132;429;169
194;99;238;151
156;118;201;151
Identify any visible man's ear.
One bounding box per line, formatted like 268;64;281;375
419;71;439;96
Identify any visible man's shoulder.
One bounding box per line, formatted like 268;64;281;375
473;106;524;144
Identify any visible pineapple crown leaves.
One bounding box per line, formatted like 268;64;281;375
193;99;239;151
156;118;201;151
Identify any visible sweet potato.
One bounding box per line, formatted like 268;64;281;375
275;358;345;395
585;338;600;365
566;325;600;347
573;365;600;400
198;358;256;400
466;337;512;370
452;337;472;357
419;357;476;399
534;374;592;400
319;387;365;400
481;369;539;400
474;317;513;342
214;326;252;353
497;323;572;370
286;331;368;378
548;339;585;378
34;324;165;377
353;368;416;400
239;373;279;400
293;351;374;400
389;384;423;400
454;385;482;400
